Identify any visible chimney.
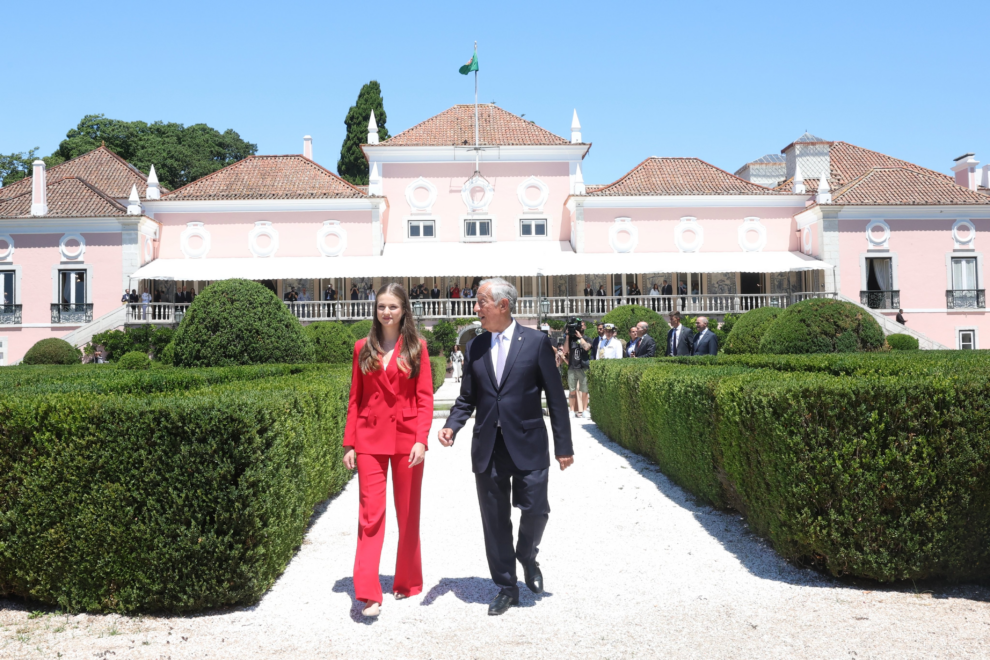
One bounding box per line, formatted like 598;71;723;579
815;172;831;204
792;162;806;194
571;109;582;144
981;164;990;189
783;132;830;190
303;135;313;160
952;153;979;190
127;184;143;216
146;164;161;200
367;110;379;145
30;160;47;217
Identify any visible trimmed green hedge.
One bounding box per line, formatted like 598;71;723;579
590;351;990;581
304;322;354;364
430;356;446;392
0;367;350;613
347;319;372;341
601;304;670;345
117;351;151;370
887;333;919;351
723;307;781;354
22;338;81;365
759;298;885;354
170;279;314;367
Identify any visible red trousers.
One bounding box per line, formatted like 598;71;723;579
354;453;424;605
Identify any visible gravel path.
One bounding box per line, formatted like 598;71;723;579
3;412;990;659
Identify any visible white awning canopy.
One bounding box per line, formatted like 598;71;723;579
130;241;832;281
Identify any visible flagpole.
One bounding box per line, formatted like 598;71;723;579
474;40;479;173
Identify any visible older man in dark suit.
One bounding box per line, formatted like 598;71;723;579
692;316;719;356
634;321;657;358
440;278;573;616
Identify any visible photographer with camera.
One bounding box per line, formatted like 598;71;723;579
561;317;592;419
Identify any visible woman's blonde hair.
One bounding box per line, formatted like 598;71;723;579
358;283;422;377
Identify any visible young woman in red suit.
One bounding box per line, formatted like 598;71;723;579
343;283;433;618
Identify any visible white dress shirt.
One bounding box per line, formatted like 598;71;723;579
490;319;517;373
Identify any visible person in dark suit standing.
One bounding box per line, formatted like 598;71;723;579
430;284;441;315
692;316;719;356
589;322;605;360
634;321;656;358
661;279;673;312
666;312;694;356
439;278;573;617
596;284;606;313
583;284;594;313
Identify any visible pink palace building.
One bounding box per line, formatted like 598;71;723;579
1;105;989;363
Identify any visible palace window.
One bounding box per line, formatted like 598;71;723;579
1;271;13;308
59;269;87;305
520;218;547;237
408;219;435;238
464;218;492;240
958;329;977;350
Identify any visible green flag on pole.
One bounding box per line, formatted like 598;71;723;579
459;48;479;75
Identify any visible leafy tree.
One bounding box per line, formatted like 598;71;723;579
337;81;390;185
1;148;64;187
52;114;258;190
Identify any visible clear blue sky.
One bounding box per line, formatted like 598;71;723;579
3;0;986;185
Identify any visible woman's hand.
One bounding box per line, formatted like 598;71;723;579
343;447;356;470
408;442;426;468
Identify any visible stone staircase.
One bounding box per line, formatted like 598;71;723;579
836;295;949;350
62;306;127;351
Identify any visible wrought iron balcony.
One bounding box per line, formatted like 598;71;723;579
0;304;22;324
50;303;93;324
946;289;986;309
860;290;900;310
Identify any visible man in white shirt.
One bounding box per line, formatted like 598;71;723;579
140;290;152;320
597;323;623;359
666;312;694;357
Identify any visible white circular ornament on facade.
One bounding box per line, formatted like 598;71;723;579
144;237;154;262
802;226;813;254
59;233;86;261
461;176;494;213
737;217;767;252
517;176;549;212
317;221;348;257
865;219;890;248
405;177;437;214
180;222;211;259
0;234;14;261
952;219;976;249
674;217;704;253
248;221;279;258
609;217;639;253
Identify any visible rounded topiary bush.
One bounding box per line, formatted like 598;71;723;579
759;298;885;354
723;307;782;354
887;333;920;351
601;304;670;345
304;322;354;364
117;351;151;370
170;279;314;367
348;319;372;341
22;338;81;365
159;342;176;366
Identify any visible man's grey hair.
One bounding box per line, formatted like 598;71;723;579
479;277;517;310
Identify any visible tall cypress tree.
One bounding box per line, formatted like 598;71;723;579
337;81;390;185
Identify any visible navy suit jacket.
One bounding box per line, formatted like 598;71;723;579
692;329;719;356
666;326;694;356
444;322;573;473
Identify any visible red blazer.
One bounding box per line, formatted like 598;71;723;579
344;337;434;455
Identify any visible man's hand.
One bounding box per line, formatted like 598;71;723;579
438;427;455;447
556;455;574;471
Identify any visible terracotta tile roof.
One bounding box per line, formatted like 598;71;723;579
0;177;128;218
376;105;572;147
0;146;162;201
827;168;990;206
162;156;370;201
585;157;786;197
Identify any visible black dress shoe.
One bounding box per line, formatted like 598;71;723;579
488;592;518;616
522;560;543;594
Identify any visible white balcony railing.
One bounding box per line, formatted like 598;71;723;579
124;292;835;326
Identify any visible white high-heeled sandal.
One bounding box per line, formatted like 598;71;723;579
362;601;380;617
